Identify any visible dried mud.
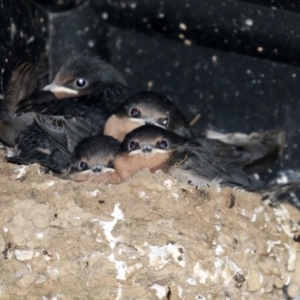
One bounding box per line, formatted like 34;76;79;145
0;150;299;299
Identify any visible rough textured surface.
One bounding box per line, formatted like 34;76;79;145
0;150;299;299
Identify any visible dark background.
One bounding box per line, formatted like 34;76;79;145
1;0;300;186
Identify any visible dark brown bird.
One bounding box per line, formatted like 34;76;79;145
3;56;128;173
104;90;285;175
65;135;122;183
114;125;260;189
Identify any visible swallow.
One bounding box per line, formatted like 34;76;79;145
104;90;192;142
16;55;128;114
104;90;285;175
5;56;128;172
114;125;261;189
61;135;122;183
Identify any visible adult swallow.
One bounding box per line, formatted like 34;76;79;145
65;135;122;183
114;125;259;189
104;90;285;174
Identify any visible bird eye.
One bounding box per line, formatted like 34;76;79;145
158;117;169;127
75;78;87;88
130;108;141;118
129;140;139;151
78;161;88;170
159;139;169;149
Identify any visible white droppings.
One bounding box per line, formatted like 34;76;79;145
130;2;136;9
215;223;222;231
254;206;264;213
178;33;185;39
88;189;100;197
292;73;297;78
186;277;196;285
100;203;124;249
163;179;173;189
178;286;183;297
215;244;225;255
193;261;209;284
149;245;169;270
35;232;44;239
14;165;28;179
150;284;169;299
251;213;257;222
116;283;122;300
138;191;146;198
179;23;187;30
245;18;253;26
259;273;264;283
3;227;8;232
15;249;38;261
158;13;165;18
172;192;179;199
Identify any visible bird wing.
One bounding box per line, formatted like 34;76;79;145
34;113;94;155
168;142;254;189
1;63;44;120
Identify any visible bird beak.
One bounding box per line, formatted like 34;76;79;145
141;145;153;153
43;83;79;98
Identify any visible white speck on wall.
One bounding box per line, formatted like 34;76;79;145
3;226;8;232
88;40;95;47
184;39;192;46
212;55;218;63
130;2;136;9
257;46;264;52
215;245;224;256
147;81;153;88
102;12;108;19
179;23;187;30
292;73;297;78
150;284;169;299
245;18;253;26
88;189;100;197
158;13;164;18
259;273;264;283
26;36;35;44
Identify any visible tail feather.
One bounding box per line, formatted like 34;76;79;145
1;63;44;120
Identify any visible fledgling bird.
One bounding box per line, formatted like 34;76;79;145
104;90;285;175
5;56;128;172
114;125;260;189
17;55;128;114
65;135;122;183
